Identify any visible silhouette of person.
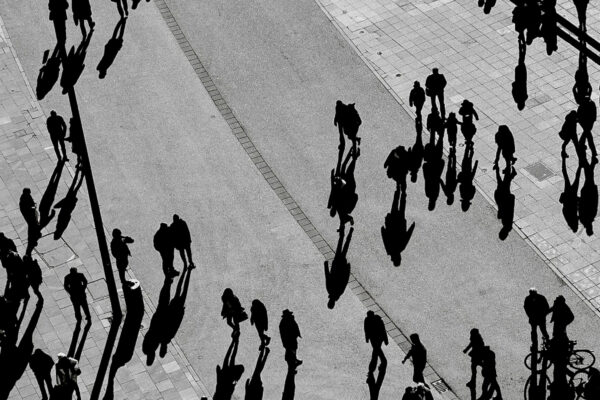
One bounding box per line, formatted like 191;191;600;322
53;163;85;240
409;81;426;121
459;100;479;145
463;328;485;390
524;0;541;45
26;220;42;258
72;0;94;37
142;278;171;366
244;346;270;400
479;346;502;400
512;0;526;37
324;226;353;308
512;38;528;110
60;31;93;94
110;228;134;282
441;147;458;205
579;154;598;236
170;214;194;269
458;144;478;212
46;111;69;162
63;267;90;321
524;288;550;341
384;145;409;191
334;100;347;150
48;0;69;47
19;188;38;227
577;97;597;160
36;47;62;101
2;249;23;303
279;309;302;367
560;151;581;233
573;67;592;106
344;103;362;149
445;112;459;148
407;121;424;183
559;111;579;158
574;0;588;31
55;353;81;400
250;299;270;350
214;338;245;400
366;356;387;400
39;160;64;229
426;108;442;137
493;125;517;172
423;122;445;211
425;68;447;118
221;288;248;338
402;333;427;384
154;222;178;278
161;265;192;358
65;117;84;163
415;383;434;400
494;166;516;240
364;310;388;372
29;349;54;400
540;0;558;55
402;386;418;400
97;17;127;79
23;255;43;299
381;189;415;266
548;295;573;339
329;147;359;228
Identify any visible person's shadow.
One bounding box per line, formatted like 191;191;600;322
579;150;598;236
281;360;298;400
441;147;458;205
512;34;528;110
422;118;445;211
67;319;92;361
103;280;144;400
408;119;424;184
367;357;387;400
328;147;359;227
160;265;193;358
324;226;353;309
559;150;581;233
540;0;558;55
39;160;65;230
53;162;85;240
36;46;62;100
244;346;270;400
97;17;127;79
214;337;245;400
381;188;415;266
142;278;172;366
458;144;478;212
60;30;94;94
494;166;517;240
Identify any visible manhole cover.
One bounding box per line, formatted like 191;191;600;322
525;161;555;182
431;379;449;393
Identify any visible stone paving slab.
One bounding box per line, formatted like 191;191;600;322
0;13;211;400
315;0;600;315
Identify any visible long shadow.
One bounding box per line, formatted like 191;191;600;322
160;265;193;357
441;147;457;205
142;277;172;366
53;162;85;240
512;34;528;110
367;358;387;400
559;151;581;233
494;166;517;240
458;143;478;212
540;0;558;55
422;113;445;211
67;319;92;361
36;46;62;101
324;226;353;309
0;296;43;399
60;30;94;94
281;361;298;400
578;150;598;236
214;337;245;400
381;188;415;266
97;17;127;79
408;119;424;184
103;280;144;400
329;147;359;227
39;160;65;230
244;347;270;400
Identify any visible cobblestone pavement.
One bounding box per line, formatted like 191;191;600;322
0;15;211;400
315;0;600;314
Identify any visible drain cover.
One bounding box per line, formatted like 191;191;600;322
524;161;554;182
431;379;449;393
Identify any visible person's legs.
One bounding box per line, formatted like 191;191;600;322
538;320;549;340
438;92;446;119
72;298;82;321
79;19;86;37
177;248;187;268
51;138;61;160
81;297;91;320
35;374;49;400
185;246;194;267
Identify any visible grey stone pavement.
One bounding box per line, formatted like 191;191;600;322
316;0;600;313
0;15;212;400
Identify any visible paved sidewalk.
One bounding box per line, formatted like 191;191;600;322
0;15;211;400
316;0;600;313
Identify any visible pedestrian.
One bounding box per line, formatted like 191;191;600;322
324;227;353;307
19;188;38;227
23;255;43;299
46;111;69;161
250;299;271;350
425;68;447;118
409;81;426;121
573;67;592;106
53;163;84;240
426;108;442;137
29;349;54;400
463;328;485;389
458;143;478;212
153;223;178;278
493;125;517;172
445;112;460;148
63;267;91;321
364;310;388;372
48;0;69;46
458;100;479;145
110;229;134;282
384;145;409;191
71;0;94;37
55;353;81;400
548;295;574;339
560;155;582;233
65;117;84;163
558;111;579;158
523;287;550;341
402;386;418;400
170;214;194;269
495;166;517;240
524;0;541;45
221;288;247;338
402;333;427;384
279;309;303;367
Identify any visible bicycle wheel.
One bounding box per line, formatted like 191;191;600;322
570;370;589;399
524;353;553;371
569;350;596;371
524;374;552;400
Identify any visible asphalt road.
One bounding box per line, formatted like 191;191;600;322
2;0;600;398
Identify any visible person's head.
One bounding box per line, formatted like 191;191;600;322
23;188;31;195
448;112;456;120
566;110;578;123
70;267;77;274
173;214;180;223
433;68;439;74
232;364;245;381
222;288;233;300
336;100;343;106
555;295;565;304
529;287;537;295
160;222;168;230
470;328;479;337
410;333;420;343
282;309;293;318
112;228;121;238
366;310;374;318
50;110;57;117
414;81;420;87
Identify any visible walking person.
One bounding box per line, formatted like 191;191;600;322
463;328;485;390
409;81;426;121
548;295;574;339
279;309;303;368
558;111;579;158
55;353;82;400
459;100;479;145
29;349;54;400
524;288;550;341
250;299;271;350
493;125;517;172
425;68;447;118
23;255;43;299
71;0;94;37
154;223;178;278
221;288;248;338
110;228;134;282
364;310;388;372
402;333;427;384
445;112;460;148
63;267;91;322
46;111;69;161
19;188;38;227
170;214;194;269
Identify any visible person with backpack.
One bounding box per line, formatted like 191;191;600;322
548;295;574;339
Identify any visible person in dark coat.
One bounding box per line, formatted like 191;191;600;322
170;214;194;269
23;255;43;299
29;349;54;400
458;100;479;145
334;100;348;150
384;145;409;191
221;288;248;338
463;328;485;389
364;310;388;372
493;125;517;172
548;295;574;339
63;267;90;321
425;68;447;118
110;228;134;282
72;0;94;37
279;309;302;367
558;111;579;158
154;223;178;278
402;333;427;384
577;97;598;162
445;113;460;148
524;288;550;340
409;81;426;121
46;111;69;161
20;188;38;227
250;299;270;350
55;353;81;400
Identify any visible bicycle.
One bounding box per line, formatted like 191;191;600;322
524;340;595;372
